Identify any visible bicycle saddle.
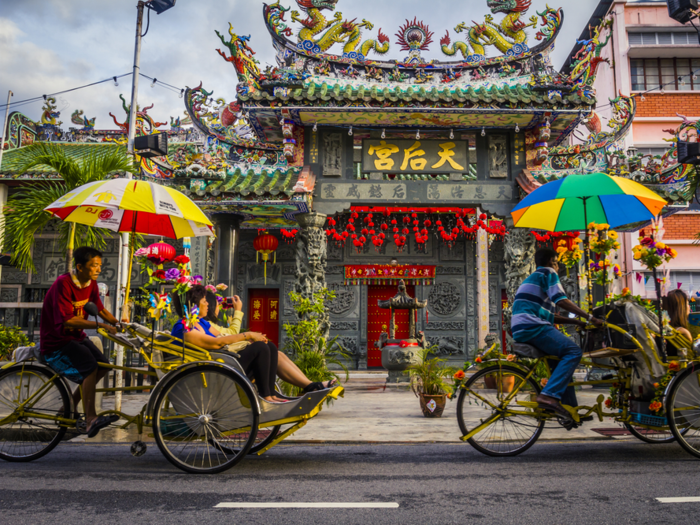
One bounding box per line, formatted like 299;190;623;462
512;343;547;359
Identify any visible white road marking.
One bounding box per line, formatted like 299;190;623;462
656;497;700;503
214;502;399;509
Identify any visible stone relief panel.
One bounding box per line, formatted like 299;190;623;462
335;335;359;356
326;282;358;317
426;336;465;356
466;279;476;317
428;282;461;316
247;263;281;285
322;133;342;177
283;280;296;316
331;321;359;331
488;134;508;179
327;241;343;261
327;265;344;275
437;266;463;276
0;288;19;302
283;265;296;276
238;243;258;262
426;321;465;331
277;243;296;261
1;269;28;285
440;242;465;262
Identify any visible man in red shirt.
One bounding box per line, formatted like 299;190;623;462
41;246;120;437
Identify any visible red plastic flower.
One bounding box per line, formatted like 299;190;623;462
174;255;190;265
453;370;466;380
669;361;680;372
154;269;166;280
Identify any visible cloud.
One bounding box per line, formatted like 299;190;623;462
1;0;602;132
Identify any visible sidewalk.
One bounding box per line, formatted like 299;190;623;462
85;371;631;445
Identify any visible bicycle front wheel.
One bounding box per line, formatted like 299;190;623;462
665;365;700;459
0;365;70;462
457;365;544;457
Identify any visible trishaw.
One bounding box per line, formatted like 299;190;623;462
455;300;700;458
0;320;343;474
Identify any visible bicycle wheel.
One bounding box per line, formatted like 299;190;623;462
665;365;700;459
152;364;259;474
0;365;70;462
624;423;676;444
457;365;544;457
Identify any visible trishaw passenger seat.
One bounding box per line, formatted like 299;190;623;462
512;343;547;359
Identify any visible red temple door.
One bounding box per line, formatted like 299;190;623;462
367;284;415;368
247;289;280;347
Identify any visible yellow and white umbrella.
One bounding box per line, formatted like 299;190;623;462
44;179;214;238
44;179;214;318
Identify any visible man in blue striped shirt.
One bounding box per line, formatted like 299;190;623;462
512;247;603;420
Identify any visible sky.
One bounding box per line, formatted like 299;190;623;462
0;0;604;133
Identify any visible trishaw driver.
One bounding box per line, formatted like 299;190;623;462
40;247;120;437
511;247;604;420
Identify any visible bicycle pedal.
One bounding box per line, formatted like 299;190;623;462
557;417;579;431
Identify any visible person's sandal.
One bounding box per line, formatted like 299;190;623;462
86;414;120;438
302;379;338;394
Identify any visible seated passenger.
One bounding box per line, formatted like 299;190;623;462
666;289;694;354
171;285;286;403
203;291;337;393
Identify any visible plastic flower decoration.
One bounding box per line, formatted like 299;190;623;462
216;283;228;291
557;235;583;273
183;305;200;333
632;235;677;270
205;284;217;294
589;223;621;256
148;292;171;321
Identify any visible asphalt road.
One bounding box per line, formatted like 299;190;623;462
1;440;699;524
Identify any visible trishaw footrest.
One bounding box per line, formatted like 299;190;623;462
631;412;668;427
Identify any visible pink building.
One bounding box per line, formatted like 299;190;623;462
564;0;700;300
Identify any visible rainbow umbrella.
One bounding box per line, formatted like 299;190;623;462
44;179;214;318
511;173;667;313
511;173;667;232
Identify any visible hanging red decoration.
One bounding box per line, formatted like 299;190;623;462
145;242;176;266
253;232;279;285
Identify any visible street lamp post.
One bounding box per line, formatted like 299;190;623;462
115;0;176;411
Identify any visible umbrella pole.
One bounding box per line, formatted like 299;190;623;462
122;233;136;322
582;198;593;314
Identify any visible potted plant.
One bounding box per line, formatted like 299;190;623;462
409;347;456;418
473;343;516;393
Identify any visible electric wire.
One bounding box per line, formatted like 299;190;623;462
0;73;133;110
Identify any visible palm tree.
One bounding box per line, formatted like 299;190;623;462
2;143;137;273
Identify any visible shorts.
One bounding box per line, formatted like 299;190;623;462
43;339;109;384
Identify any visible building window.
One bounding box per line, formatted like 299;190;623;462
628;31;697;46
644;271;700;297
630;58;700;91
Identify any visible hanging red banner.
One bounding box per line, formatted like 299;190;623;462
344;265;436;285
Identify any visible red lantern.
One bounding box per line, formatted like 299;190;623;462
253;232;279;284
146;242;176;266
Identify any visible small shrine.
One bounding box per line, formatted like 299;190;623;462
375;280;428;382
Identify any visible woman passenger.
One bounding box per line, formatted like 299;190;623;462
667;289;693;343
203;291;337;393
170;285;286;403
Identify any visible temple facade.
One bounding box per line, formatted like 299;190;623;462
2;0;695;368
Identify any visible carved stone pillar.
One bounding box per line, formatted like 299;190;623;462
295;212;329;336
476;227;490;348
213;215;241;295
503;226;536;350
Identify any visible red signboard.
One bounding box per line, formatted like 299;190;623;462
248;289;280;347
345;265;435;285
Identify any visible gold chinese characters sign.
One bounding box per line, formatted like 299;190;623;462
363;139;468;174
